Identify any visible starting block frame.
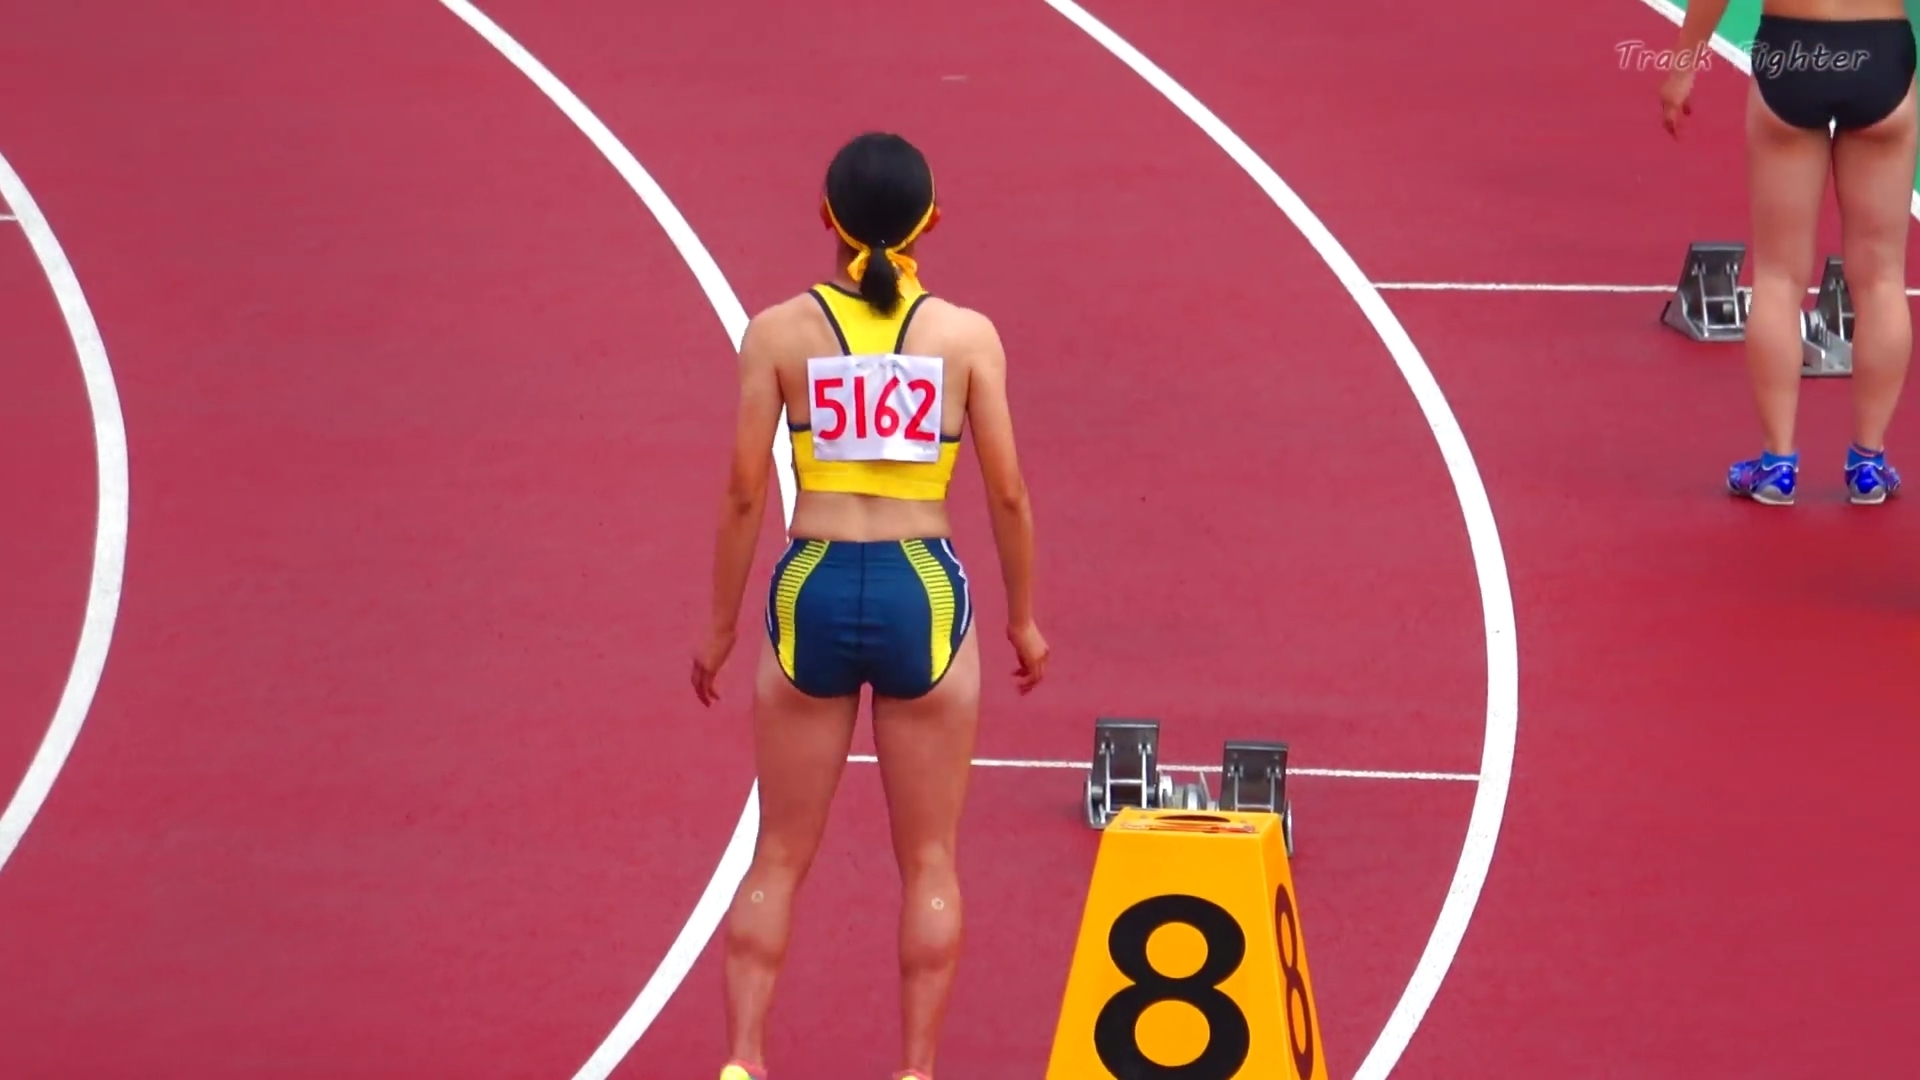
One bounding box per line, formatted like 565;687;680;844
1084;718;1170;828
1660;241;1750;342
1661;242;1857;379
1219;740;1294;856
1801;255;1853;377
1083;723;1299;855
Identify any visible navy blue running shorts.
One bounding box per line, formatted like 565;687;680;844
764;537;972;700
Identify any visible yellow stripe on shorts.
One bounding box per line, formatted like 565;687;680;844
773;540;828;678
901;539;957;681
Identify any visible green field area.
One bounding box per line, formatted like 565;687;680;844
1685;0;1763;46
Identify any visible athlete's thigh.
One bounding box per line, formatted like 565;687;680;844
1833;81;1918;284
1746;81;1834;280
870;632;981;862
750;635;860;856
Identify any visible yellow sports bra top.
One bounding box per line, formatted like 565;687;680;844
790;281;961;502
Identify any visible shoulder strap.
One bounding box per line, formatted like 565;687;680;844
809;282;931;355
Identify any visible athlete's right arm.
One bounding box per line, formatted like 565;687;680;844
1660;0;1728;135
692;308;785;706
964;312;1049;692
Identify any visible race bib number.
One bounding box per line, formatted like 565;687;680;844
805;353;945;463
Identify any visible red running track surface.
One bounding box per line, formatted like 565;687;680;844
0;2;765;1076
1081;0;1920;1074
0;227;96;805
0;1;1914;1078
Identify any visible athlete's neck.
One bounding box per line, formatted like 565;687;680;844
830;242;920;292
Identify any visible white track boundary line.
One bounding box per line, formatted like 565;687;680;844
846;755;1478;782
1;213;19;222
1379;282;1672;293
1037;4;1519;1078
0;151;130;875
434;4;781;1077
1630;0;1920;224
1375;282;1920;295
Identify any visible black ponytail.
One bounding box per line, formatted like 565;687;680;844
823;132;934;316
859;241;903;314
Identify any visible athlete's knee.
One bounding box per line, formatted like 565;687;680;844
1840;238;1911;295
749;832;817;880
894;835;959;877
898;867;963;972
1749;252;1816;299
726;877;794;966
1853;273;1912;312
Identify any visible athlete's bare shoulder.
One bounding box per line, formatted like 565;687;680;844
912;296;1004;370
741;292;822;347
736;291;837;373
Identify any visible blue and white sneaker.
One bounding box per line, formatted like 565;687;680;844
1845;445;1901;505
1728;451;1798;505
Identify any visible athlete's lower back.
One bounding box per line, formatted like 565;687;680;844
1764;0;1906;21
788;490;953;542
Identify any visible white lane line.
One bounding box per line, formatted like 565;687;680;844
1;212;19;222
1037;4;1520;1078
1629;0;1920;223
0;150;130;876
846;754;1479;782
433;4;781;1077
1376;281;1920;296
1378;282;1672;293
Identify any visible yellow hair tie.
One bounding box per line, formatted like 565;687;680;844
825;181;937;286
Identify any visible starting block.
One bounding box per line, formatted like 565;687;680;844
1046;808;1327;1080
1085;718;1172;828
1660;242;1858;378
1219;741;1294;857
1660;241;1750;341
1801;255;1853;377
1084;722;1300;856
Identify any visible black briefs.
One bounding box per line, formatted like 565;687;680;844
1751;15;1917;132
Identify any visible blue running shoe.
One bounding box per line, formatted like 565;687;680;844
1845;445;1901;505
1728;452;1797;505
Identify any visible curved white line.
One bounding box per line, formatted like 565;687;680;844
0;150;131;876
1035;3;1519;1076
433;4;783;1076
447;0;1518;1075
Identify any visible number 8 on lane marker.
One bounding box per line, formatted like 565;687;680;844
1047;809;1327;1080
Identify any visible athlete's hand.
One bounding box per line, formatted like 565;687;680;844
1660;68;1695;137
1007;620;1049;694
691;626;736;707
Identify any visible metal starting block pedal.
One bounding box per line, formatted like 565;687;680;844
1084;718;1169;828
1219;740;1295;857
1801;255;1853;377
1661;241;1750;342
1162;769;1216;813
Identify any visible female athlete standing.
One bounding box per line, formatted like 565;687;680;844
690;132;1049;1080
1662;0;1913;504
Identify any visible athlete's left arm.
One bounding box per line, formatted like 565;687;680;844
703;310;784;654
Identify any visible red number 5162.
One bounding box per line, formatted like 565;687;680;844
813;375;939;442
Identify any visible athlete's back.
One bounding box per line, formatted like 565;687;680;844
757;281;1004;542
